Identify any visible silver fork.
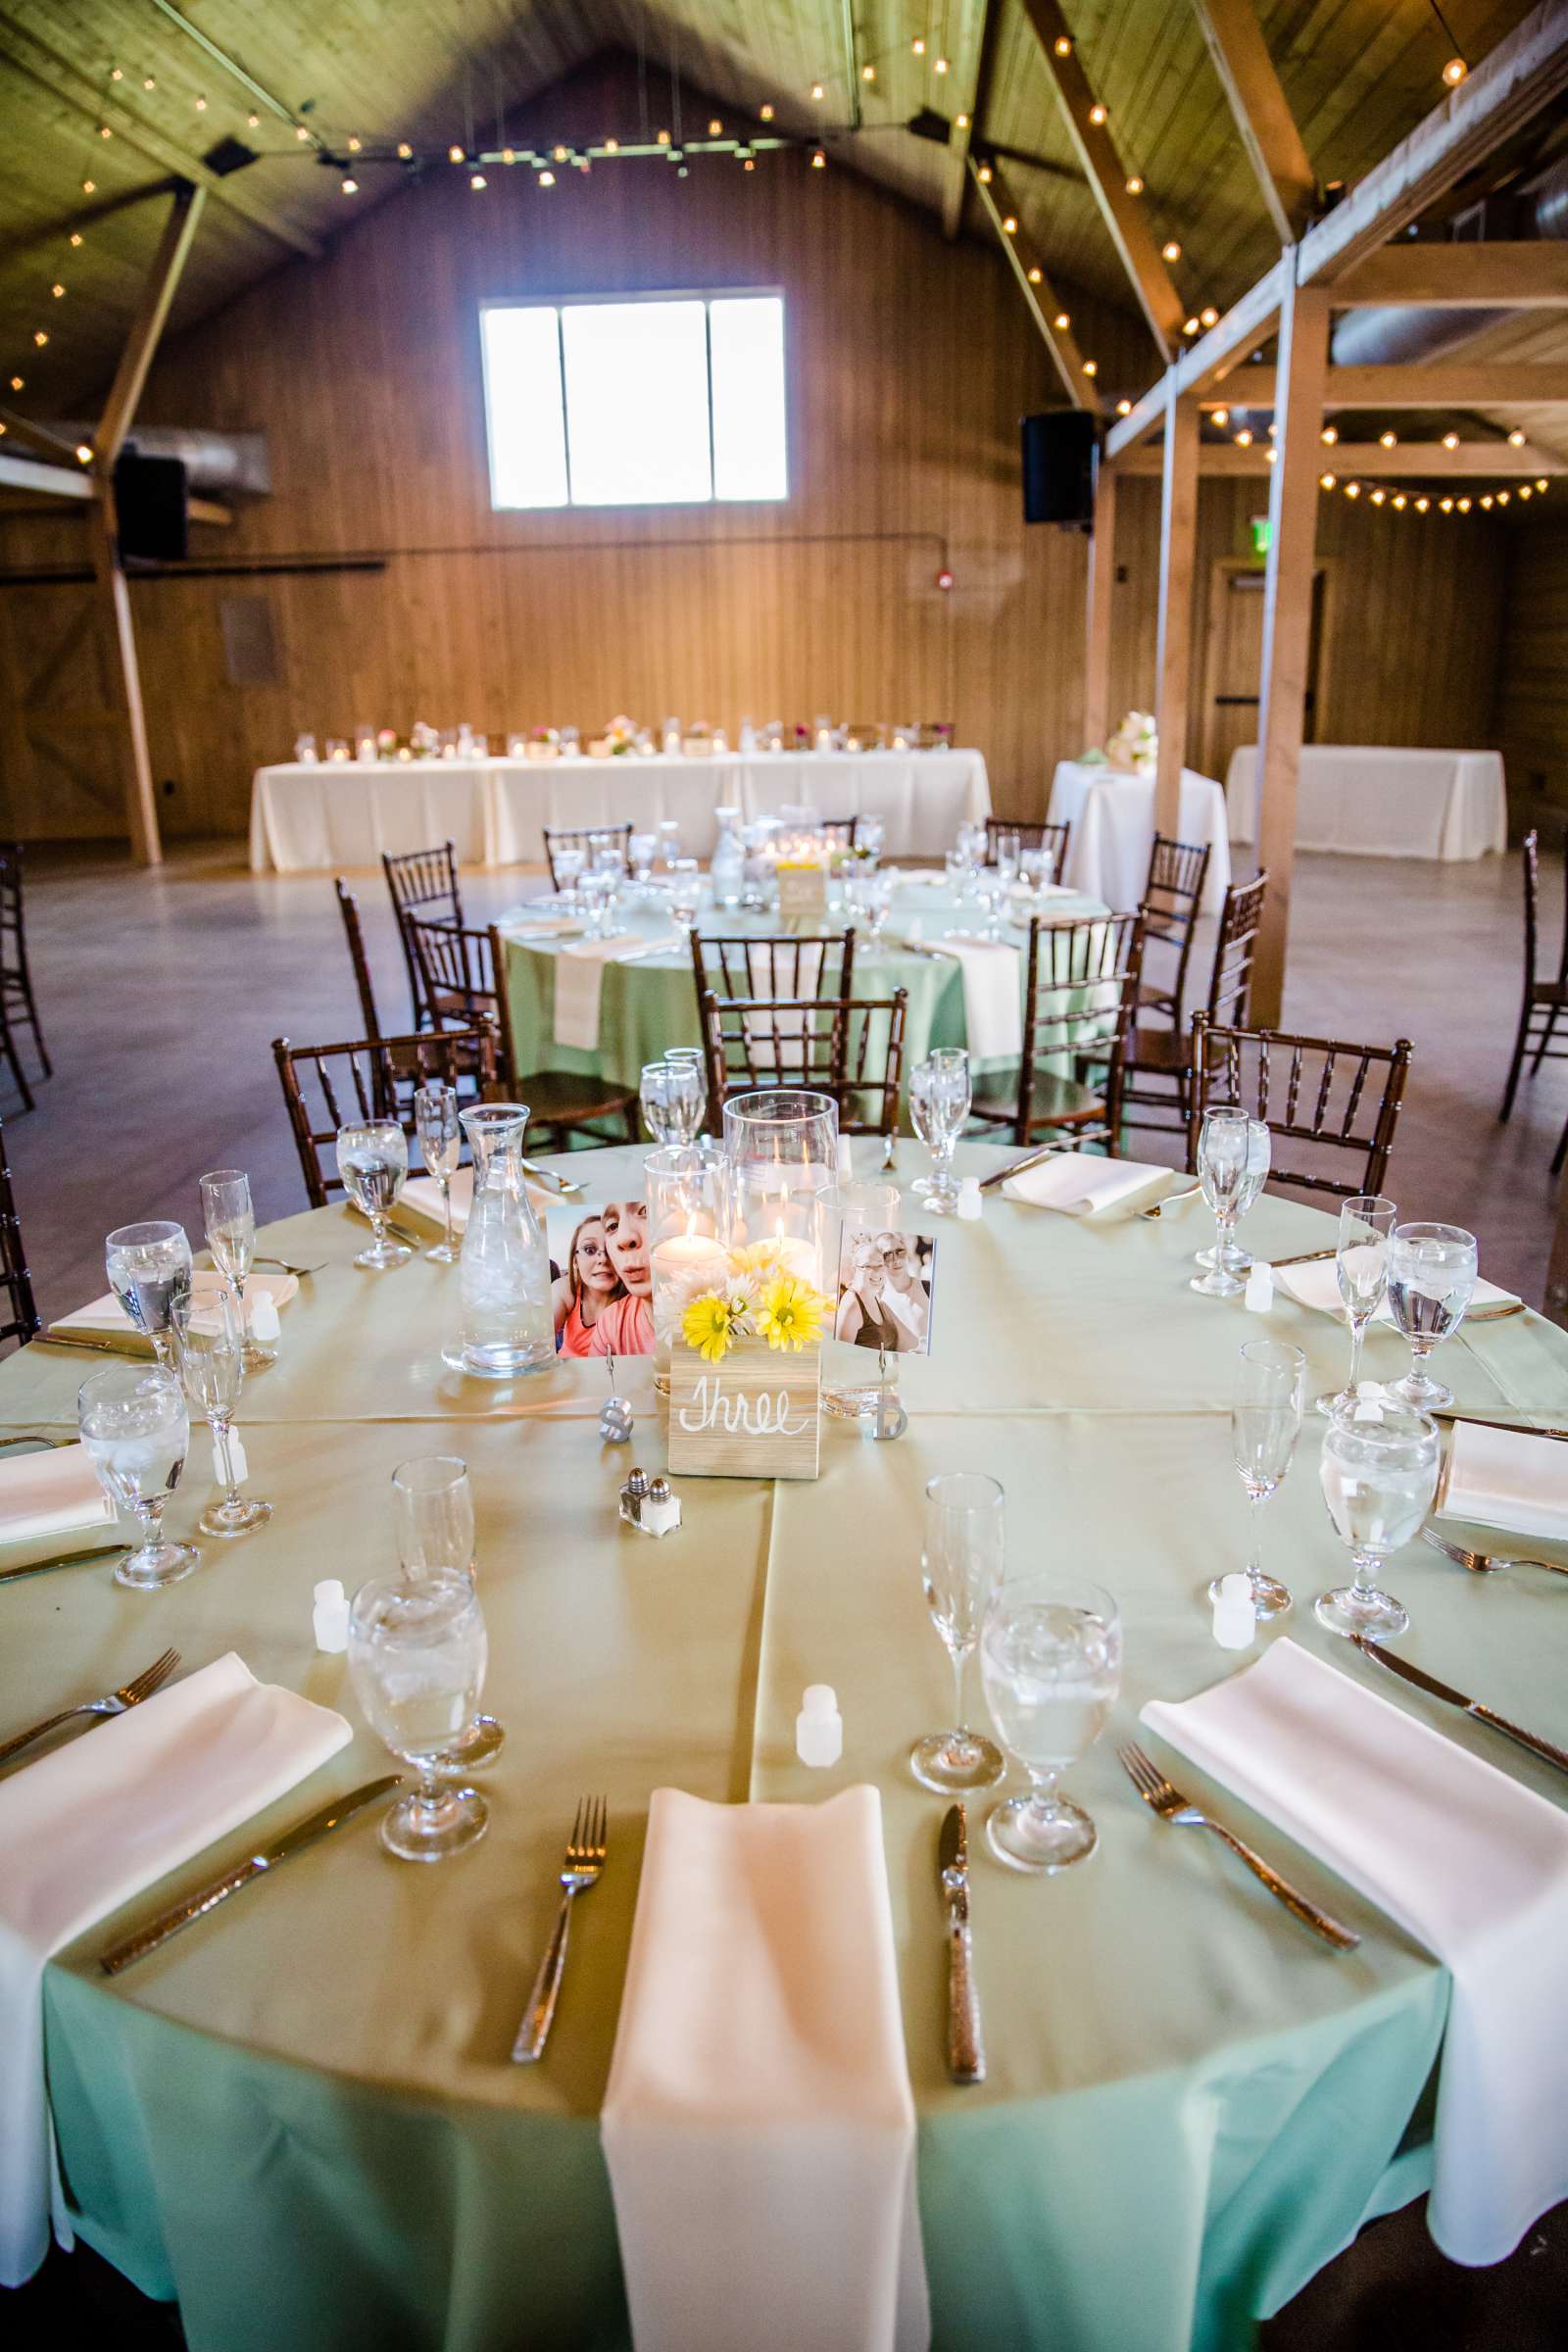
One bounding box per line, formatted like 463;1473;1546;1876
1422;1528;1568;1579
250;1254;326;1278
0;1647;181;1770
1118;1742;1360;1950
1139;1182;1203;1221
512;1795;609;2064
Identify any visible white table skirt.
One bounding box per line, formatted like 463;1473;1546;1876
1225;746;1508;860
248;751;993;873
1048;761;1231;916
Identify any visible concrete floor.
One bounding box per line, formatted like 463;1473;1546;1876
0;839;1559;1321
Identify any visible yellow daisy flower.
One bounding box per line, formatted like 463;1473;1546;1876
728;1238;793;1279
757;1275;826;1353
681;1294;736;1364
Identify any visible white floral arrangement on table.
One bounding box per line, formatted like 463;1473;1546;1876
409;720;440;759
683;720;716;757
1103;710;1157;774
589;714;638;758
524;725;560;761
658;1240;831;1365
375;727;398;759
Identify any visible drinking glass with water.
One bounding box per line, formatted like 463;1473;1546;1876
105;1221;192;1367
336;1121;411;1270
77;1363;197;1590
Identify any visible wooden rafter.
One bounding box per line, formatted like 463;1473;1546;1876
943;0;999;238
0;451;92;500
1107;262;1287;457
1333;241;1568;305
0;407;85;469
1019;0;1186;357
1201;363;1568;408
1190;0;1315;244
96;184;208;468
1118;439;1564;475
969;158;1102;412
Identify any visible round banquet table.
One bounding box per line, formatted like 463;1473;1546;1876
5;1147;1568;2352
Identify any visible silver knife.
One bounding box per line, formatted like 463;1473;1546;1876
939;1803;985;2084
99;1775;402;1974
0;1543;129;1587
1350;1637;1568;1778
978;1143;1059;1194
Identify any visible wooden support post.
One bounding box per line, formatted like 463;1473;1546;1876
88;488;161;866
1252;277;1332;1027
1154;391;1200;837
1083;464;1118;752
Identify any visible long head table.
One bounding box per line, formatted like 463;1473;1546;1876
5;1144;1566;2351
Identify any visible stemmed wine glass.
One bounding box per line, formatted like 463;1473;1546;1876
171;1288;271;1538
628;830;659;885
667;858;702;934
198;1170;272;1369
391;1454;505;1769
1020;847;1055;899
910;1471;1005;1794
662;1048;708;1142
105;1221;192;1368
981;1572;1121;1872
552;844;586;910
1215;1339;1304;1620
909;1047;970;1214
347;1570;490;1861
1191;1109;1256;1297
336;1121;411;1270
1316;1396;1440;1642
77;1363;197;1590
1316;1195;1396;1416
1194;1116;1270;1276
414;1081;463;1263
1387;1222;1478;1410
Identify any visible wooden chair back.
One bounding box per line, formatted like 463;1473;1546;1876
543;823;634;889
334;880;382;1040
697;986;908;1136
271;1027;498;1209
382;842;464;1027
1016;911;1145;1141
985;818;1071;874
1205;871;1269;1027
0;1117;39;1348
1139;833;1211;1024
691;930;857;1005
1188;1016;1412;1200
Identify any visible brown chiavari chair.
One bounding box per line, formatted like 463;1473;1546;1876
1188;1016;1413;1200
0;845;49;1107
984;817;1071;875
543;823;634;890
0;1116;39;1348
335;879;383;1040
691;929;857;1007
271;1027;499;1209
1498;828;1568;1123
969;912;1146;1150
697;984;908;1136
1122;871;1268;1135
1138;833;1212;1026
382;841;465;1028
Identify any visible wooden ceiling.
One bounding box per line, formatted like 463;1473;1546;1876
0;1;1553;426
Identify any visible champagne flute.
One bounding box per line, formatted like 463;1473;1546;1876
1387;1222;1477;1411
981;1572;1121;1872
1316;1195;1396;1416
391;1454;505;1769
414;1082;462;1263
171;1288;271;1538
198;1169;272;1368
348;1571;489;1861
1316;1397;1440;1642
77;1363;197;1590
662;1048;708;1143
909;1047;970;1213
910;1471;1006;1793
668;858;702;933
336;1121;411;1270
1190;1109;1251;1297
105;1221;192;1368
641;1060;679;1144
1213;1339;1304;1619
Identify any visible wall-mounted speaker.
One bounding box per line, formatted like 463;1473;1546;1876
114;451;188;564
1021;411;1099;527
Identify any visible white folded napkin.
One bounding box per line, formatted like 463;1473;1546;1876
0;1651;350;2285
1271;1260;1518;1324
0;1446;116;1546
602;1787;928;2352
52;1268;298;1347
1438;1420;1568;1542
554;932;682;1053
1002;1153;1173;1216
401;1165;557;1236
1142;1638;1568;2266
928;933;1022;1061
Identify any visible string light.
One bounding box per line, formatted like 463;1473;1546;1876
1497;490;1510;505
98;123;112;138
1235;428;1253;447
934;57;949;75
1443;57;1467;86
811;147;826;169
810;81;824;100
341;175;358;194
248;113;260;127
976;163;993;183
1162;240;1181;262
1265;447;1278;463
469;171;486;189
1321;425;1338;444
537;169;555;186
1054;310;1070;329
1082;359;1098;376
1088;104;1106;125
51;283;64;298
296;125;310;141
760;104;774;122
1393;493;1407;509
1520;486;1533;500
912;36;925;56
69;233;82;247
75;443;92;465
605;138;618;153
1539;477;1549;490
1320;472;1337;489
347;135;362;153
397;142;413;158
656;128;670;145
1054;34;1073;56
32;330;47;347
192;97;205;113
143;76;155;90
861;63;875;82
956;113;969;128
110;66;122;81
1200;306;1217;326
8;376;21;392
1370;488;1387;505
553;145;569;162
1442;431;1459;449
1481;494;1494;509
1345;481;1361;498
1457;496;1472;512
1125;174;1143;194
449;144;465;163
1183;318;1200;335
1440;497;1454;512
1379;429;1396;447
82;178;94;193
1416;496;1430;512
708;118;722;135
1116;398;1132;416
1002;215;1017;234
1026;265;1042;283
1508;427;1526;446
1212;407;1229;426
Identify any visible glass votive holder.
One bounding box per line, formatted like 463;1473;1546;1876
721;1090;840;1291
647;1146;725;1396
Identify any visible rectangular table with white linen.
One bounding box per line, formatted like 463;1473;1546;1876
1049;760;1231;914
1225;746;1508;860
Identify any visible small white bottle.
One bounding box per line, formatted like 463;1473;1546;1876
956;1176;983;1221
796;1684;843;1767
1244;1261;1273;1314
1212;1573;1256;1650
314;1579;350;1653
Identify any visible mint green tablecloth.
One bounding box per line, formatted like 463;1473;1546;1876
5;1143;1566;2351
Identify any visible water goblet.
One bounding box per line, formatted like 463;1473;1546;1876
1387;1221;1477;1410
391;1454;505;1770
1190;1109;1252;1297
910;1471;1006;1793
106;1221;192;1368
629;830;659;885
858;814;886;867
414;1081;463;1262
578;868;614;939
909;1047;970;1213
171;1289;271;1538
336;1120;411;1270
1315;1194;1397;1416
858;867;895;945
198;1170;272;1369
77;1363;197;1590
552;845;586;910
657;818;682;870
1316;1396;1440;1642
993;828;1021;889
668;858;702;933
347;1571;490;1861
1194;1116;1270;1275
981;1572;1121;1872
1019;847;1055;898
1212;1338;1304;1619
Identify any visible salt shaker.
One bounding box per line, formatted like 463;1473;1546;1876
641;1476;681;1537
956;1176;983;1221
313;1579;350;1653
618;1467;650;1528
1212;1573;1255;1650
1244;1261;1273;1313
796;1684;843;1767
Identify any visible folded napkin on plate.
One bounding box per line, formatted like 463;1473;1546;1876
1271;1261;1518;1323
927;933;1021;1061
400;1165;557;1236
1003;1153;1172;1216
499;909;585;940
554;932;682;1053
0;1651;350;2285
50;1268;298;1350
1142;1638;1568;2266
0;1446;115;1546
1437;1419;1568;1542
602;1787;928;2352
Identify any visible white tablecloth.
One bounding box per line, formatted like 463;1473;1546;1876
1225;746;1507;860
1048;761;1231;915
248;752;993;873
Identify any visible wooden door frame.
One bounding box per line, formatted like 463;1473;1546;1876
1199;555;1334;785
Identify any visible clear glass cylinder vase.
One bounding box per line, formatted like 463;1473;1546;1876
720;1090;840;1290
647;1145;725;1396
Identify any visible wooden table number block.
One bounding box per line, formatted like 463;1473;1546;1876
667;1338;821;1480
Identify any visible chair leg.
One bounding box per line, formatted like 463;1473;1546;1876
0;1010;33;1114
1554;1107;1568;1179
1499;1005;1533;1121
1529;1001;1562;1077
19;982;49;1078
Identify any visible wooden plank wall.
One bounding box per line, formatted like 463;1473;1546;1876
1494;514;1568;836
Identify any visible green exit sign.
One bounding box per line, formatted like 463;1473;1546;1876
1250;515;1272;560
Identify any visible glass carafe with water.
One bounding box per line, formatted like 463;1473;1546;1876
446;1105;555;1379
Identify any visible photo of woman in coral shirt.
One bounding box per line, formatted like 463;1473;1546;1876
553;1214;625;1356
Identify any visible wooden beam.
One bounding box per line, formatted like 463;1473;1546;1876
88;491;161;865
1203;363;1568;408
0;407;87;469
942;0;998;238
96;183;207;467
969;160;1102;411
1106;260;1287;456
1333;241;1568;306
1083;464;1118;752
1252;282;1331;1026
1019;0;1186;357
1154;392;1200;836
1189;0;1315;243
1119;438;1565;476
0;11;322;262
0;451;93;500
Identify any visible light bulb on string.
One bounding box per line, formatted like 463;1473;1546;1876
1457;496;1471;512
1183;318;1200;336
1125;174;1143;194
1520;487;1533;500
143;76;155;90
398;142;413;159
469;172;486;190
347;135;362;153
1371;489;1387;506
75;443;92;465
1002;215;1017;234
1082;359;1098;377
32;330;47;347
1442;431;1458;450
110;66;122;80
811;147;826;170
70;232;82;247
1497;490;1510;505
1379;429;1396;447
1321;425;1338;444
82;178;94;193
248;113;260;128
976;163;992;183
449;144;465;163
1393;493;1408;510
1415;496;1430;512
9;376;22;391
1480;494;1494;509
1441;497;1454;512
1054;35;1072;56
912;36;925;56
1234;428;1252;447
538;170;555;187
1345;482;1361;499
760;104;774;122
605;138;618;154
862;63;875;82
1200;306;1217;326
341;175;358;194
51;283;64;298
1443;57;1467;87
296;125;310;142
1116;398;1131;416
1054;310;1070;329
935;58;949;75
1265;447;1278;464
192;98;205;114
1538;478;1549;491
1319;472;1336;490
1162;240;1181;262
956;112;970;128
1508;428;1526;446
1212;407;1229;426
810;82;824;101
708;119;722;136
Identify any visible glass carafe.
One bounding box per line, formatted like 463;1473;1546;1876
446;1105;555;1379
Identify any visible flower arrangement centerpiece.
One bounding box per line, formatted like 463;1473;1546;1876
524;725;560;762
682;719;715;757
375;727;398;760
675;1239;830;1364
605;714;638;757
409;720;439;760
1103;710;1157;774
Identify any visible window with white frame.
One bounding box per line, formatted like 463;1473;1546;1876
480;292;788;510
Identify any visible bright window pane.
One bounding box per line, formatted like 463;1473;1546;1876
561;299;712;505
710;297;787;500
480;306;567;509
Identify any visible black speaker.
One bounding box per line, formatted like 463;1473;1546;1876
114;452;188;563
1021;411;1098;526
